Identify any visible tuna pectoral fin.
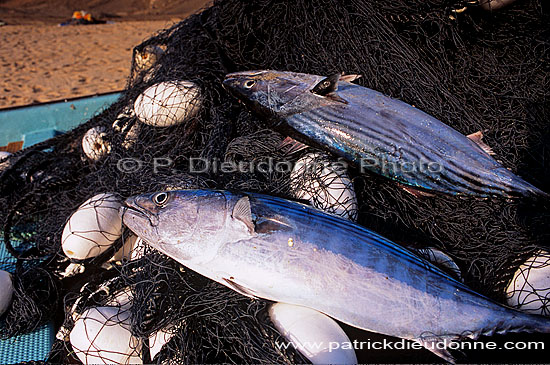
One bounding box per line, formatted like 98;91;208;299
326;92;348;104
418;338;457;364
255;217;294;233
466;131;495;156
232;196;255;233
223;277;257;299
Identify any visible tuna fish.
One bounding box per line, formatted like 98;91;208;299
222;70;546;198
121;189;550;362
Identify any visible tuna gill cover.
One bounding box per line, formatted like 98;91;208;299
0;0;549;363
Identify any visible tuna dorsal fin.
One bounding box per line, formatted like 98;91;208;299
467;131;495;156
340;73;362;82
311;73;340;96
232;196;255;233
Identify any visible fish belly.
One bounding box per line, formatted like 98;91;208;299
209;194;550;341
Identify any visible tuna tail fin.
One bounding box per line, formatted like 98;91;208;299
506;173;549;199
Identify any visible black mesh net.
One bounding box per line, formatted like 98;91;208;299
0;0;549;363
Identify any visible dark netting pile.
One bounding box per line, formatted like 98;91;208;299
1;0;549;363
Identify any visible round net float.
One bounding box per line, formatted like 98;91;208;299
0;151;11;160
0;151;12;171
0;269;14;316
121;123;141;150
414;247;463;281
134;45;164;75
111;107;140;150
82;126;112;161
290;152;358;221
506;250;550;316
62;193;123;260
70;306;142;365
269;303;357;364
133;81;201;127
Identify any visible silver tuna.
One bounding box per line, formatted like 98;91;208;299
121;189;550;362
222;70;547;198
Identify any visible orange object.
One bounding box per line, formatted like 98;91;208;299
0;141;23;153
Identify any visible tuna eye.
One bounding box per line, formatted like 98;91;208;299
244;80;256;89
153;192;169;206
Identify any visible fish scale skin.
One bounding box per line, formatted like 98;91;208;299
223;71;546;198
286;82;536;197
234;193;545;340
122;190;550;350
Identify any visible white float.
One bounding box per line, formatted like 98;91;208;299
269;303;357;364
82;126;111;161
134;45;164;72
0;151;11;160
291;152;358;221
62;193;123;260
149;326;175;360
0;270;14;316
506;250;550;316
70;306;142;364
0;151;12;172
134;81;201;127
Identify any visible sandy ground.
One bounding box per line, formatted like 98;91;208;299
0;21;179;108
0;0;210;109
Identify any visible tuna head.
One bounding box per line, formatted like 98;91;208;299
121;190;254;264
222;70;340;120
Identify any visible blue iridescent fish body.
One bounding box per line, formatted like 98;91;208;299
223;70;546;198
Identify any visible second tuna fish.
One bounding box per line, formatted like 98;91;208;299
223;70;546;198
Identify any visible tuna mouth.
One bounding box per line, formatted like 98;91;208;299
120;197;159;228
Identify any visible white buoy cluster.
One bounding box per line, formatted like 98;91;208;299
290;152;358;221
60;190;166;363
70;306;142;365
82;77;201;162
506;250;550;316
68;287;174;364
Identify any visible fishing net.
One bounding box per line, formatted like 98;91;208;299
0;0;549;363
